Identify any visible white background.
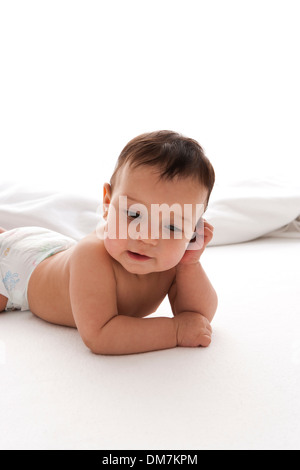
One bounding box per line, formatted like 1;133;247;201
1;0;299;199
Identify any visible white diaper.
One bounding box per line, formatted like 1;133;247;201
0;226;77;311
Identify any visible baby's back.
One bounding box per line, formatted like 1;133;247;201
27;243;76;326
0;227;76;314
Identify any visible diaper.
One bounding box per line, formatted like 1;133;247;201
0;226;77;311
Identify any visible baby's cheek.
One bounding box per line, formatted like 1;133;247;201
162;243;186;269
103;237;123;260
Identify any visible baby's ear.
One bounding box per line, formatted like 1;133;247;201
103;183;112;219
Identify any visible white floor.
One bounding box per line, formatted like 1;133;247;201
0;237;299;450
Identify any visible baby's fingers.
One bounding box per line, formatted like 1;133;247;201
199;318;212;347
204;226;214;242
203;220;214;231
199;334;212;348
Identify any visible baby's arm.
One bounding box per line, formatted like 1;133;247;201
169;220;218;323
69;240;177;355
170;262;218;323
86;315;177;355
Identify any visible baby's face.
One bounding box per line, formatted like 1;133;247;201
102;162;208;275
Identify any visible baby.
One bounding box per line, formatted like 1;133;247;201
0;131;218;355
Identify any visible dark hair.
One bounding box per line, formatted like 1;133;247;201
110;130;215;208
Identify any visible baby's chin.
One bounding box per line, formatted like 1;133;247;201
124;265;155;275
120;254;157;274
123;259;178;275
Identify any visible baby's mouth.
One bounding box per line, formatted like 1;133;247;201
127;251;152;261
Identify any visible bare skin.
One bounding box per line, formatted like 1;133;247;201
0;165;217;355
26;231;176;327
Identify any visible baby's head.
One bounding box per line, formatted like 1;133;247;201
101;131;215;274
109;130;215;209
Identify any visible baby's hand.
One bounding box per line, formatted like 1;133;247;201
178;218;214;266
174;312;212;348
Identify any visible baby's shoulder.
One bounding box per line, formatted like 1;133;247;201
69;231;113;272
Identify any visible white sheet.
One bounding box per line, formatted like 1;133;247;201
0;181;300;449
1;178;299;245
0;181;100;241
0;237;299;450
205;178;300;245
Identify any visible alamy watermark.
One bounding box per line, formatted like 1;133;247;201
96;196;205;250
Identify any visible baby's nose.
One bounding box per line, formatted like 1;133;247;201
135;232;159;245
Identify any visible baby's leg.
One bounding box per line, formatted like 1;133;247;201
0;227;6;234
0;294;8;312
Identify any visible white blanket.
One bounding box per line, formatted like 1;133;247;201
205;178;300;245
0;178;299;245
0;181;100;241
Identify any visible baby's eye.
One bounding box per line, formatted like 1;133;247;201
166;225;180;233
127;210;140;219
